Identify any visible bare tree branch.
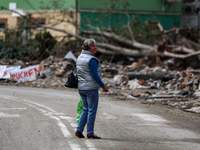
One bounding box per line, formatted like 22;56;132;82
43;25;157;56
124;13;135;43
163;50;200;59
81;30;155;50
169;45;195;53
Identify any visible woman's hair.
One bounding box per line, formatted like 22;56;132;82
81;38;96;50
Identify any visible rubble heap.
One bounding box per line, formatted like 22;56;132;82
1;56;200;114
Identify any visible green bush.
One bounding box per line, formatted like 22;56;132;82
0;41;30;59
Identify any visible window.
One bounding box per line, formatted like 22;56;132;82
0;19;7;31
69;11;74;18
30;18;46;30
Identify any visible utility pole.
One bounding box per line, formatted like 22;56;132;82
75;0;78;34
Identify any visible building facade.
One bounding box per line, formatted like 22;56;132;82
0;0;185;41
0;0;76;41
78;0;182;31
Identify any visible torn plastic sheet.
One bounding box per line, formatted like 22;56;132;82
0;65;7;78
1;66;21;79
64;51;77;62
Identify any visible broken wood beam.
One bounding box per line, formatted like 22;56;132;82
127;73;175;81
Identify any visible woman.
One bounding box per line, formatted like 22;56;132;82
75;38;110;139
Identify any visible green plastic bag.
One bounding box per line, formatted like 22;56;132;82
76;98;83;123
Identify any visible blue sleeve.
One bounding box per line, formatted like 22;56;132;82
89;59;105;87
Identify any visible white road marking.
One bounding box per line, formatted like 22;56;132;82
102;112;116;119
132;113;167;122
60;116;74;122
68;141;82;150
70;123;77;128
0;112;20;118
0;106;25;118
55;112;65;115
136;124;165;126
50;116;71;138
0;95;82;150
59;116;78;128
22;99;57;113
0;108;27;110
0;95;104;150
85;140;97;150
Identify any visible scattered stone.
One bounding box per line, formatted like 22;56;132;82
1;56;200;114
39;69;54;79
185;106;200;113
113;75;129;85
128;79;150;90
13;60;25;68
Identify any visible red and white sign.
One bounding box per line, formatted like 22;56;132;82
1;66;21;79
10;65;40;82
0;65;7;78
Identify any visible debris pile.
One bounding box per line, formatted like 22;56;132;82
1;55;200;114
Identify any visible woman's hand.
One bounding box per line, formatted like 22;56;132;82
102;85;110;92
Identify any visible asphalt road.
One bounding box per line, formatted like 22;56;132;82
0;85;200;150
